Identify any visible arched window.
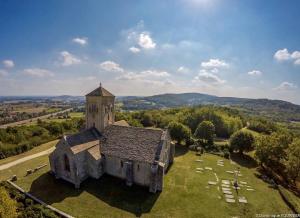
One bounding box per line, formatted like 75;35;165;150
64;154;70;172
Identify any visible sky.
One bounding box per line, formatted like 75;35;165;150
0;0;300;104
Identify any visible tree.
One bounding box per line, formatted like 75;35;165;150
194;121;215;145
255;133;287;169
140;113;154;127
0;187;17;218
229;130;255;154
285;139;300;184
168;121;191;144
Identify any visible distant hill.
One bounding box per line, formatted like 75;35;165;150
1;93;300;122
117;93;300;122
0;95;84;103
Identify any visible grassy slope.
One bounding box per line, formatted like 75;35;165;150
5;146;293;218
0;140;58;166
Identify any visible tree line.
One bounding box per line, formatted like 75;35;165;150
0;118;84;159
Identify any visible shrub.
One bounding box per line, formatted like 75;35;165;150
230;130;255;154
194;121;215;146
168;121;191;144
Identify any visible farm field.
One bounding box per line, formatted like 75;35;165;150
37;112;84;124
2;146;294;218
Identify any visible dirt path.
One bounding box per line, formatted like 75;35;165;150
0;147;54;171
0;108;73;129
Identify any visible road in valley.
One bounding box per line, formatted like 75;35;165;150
0;108;73;129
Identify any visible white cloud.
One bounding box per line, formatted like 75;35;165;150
0;69;8;77
274;49;300;65
60;51;81;66
275;81;297;91
201;59;229;69
99;61;124;72
194;70;225;85
138;32;156;49
177;66;190;74
291;51;300;59
248;70;262;76
274;48;291;61
118;70;170;81
294;59;300;65
3;60;14;68
129;46;141;53
72;37;88;46
23;68;54;77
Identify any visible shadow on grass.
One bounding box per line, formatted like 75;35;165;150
29;173;160;217
174;144;188;157
230;153;258;169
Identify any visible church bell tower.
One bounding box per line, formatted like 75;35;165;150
85;83;115;132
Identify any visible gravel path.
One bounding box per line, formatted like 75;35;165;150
0;147;54;171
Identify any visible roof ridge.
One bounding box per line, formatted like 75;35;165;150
86;86;114;97
110;124;163;132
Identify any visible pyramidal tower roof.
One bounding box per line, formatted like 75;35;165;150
86;83;114;97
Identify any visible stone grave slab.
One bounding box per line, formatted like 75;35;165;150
222;187;231;191
222;180;230;185
208;181;217;185
225;194;234;199
223;190;232;195
225;198;236;203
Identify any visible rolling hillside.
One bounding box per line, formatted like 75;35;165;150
117;93;300;122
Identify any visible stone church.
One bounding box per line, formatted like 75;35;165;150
49;84;174;193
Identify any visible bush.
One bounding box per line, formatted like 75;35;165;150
194;121;215;146
230;130;255;154
0;182;59;218
223;149;230;159
168;121;191;144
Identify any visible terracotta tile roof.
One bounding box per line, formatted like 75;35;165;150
101;125;165;163
86;86;114;97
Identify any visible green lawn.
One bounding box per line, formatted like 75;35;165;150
69;112;84;118
5;146;295;218
0;155;50;181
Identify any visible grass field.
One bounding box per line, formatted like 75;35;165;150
69;112;84;118
2;146;295;218
24;112;84;125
